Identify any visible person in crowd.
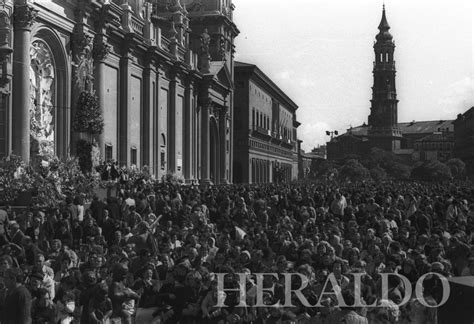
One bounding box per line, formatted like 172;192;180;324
3;267;32;324
0;174;472;323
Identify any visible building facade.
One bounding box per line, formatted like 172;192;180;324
233;62;299;183
453;107;474;175
327;121;455;162
0;0;238;184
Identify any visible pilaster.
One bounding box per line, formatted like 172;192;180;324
183;76;194;181
200;98;211;183
119;38;133;167
142;52;157;169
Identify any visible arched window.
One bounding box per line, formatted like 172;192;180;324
161;133;166;147
30;40;56;156
386;53;389;62
252;108;255;129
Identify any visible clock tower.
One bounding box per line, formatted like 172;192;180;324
368;5;402;151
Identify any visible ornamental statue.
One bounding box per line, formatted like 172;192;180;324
200;28;210;55
74;35;94;93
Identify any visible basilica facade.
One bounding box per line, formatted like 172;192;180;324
0;0;238;184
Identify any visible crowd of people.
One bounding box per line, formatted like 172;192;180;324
0;177;473;323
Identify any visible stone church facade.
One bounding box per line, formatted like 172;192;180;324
0;0;238;184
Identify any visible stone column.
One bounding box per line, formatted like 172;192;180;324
12;1;37;163
200;100;211;183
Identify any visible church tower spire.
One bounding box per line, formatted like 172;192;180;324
368;5;402;152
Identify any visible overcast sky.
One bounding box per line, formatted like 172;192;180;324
233;0;474;151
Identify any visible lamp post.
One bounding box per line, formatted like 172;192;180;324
325;130;339;140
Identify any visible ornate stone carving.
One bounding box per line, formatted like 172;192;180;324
0;10;12;67
92;34;110;61
30;40;55;157
73;35;94;93
12;3;37;30
218;36;226;60
200;28;210;55
186;0;203;13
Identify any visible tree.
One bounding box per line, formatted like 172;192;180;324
446;158;466;179
411;160;452;181
386;162;412;180
339;159;370;181
310;159;337;178
370;166;387;181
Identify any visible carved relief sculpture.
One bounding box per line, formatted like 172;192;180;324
200;28;210;54
74;35;94;93
0;9;12;91
12;2;37;30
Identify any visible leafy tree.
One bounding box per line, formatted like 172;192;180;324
311;159;337;178
339;159;370;181
411;160;452;181
386;162;412;180
370;166;387;181
446;158;466;179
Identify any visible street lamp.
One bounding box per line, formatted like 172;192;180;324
325;130;339;140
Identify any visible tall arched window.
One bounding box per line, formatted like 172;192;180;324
30;40;55;157
252;108;255;129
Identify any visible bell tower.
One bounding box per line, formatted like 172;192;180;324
368;5;401;151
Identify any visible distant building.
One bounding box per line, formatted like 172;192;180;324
299;150;325;179
453;107;474;174
413;132;454;162
327;121;455;161
326;6;456;162
233;62;300;183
